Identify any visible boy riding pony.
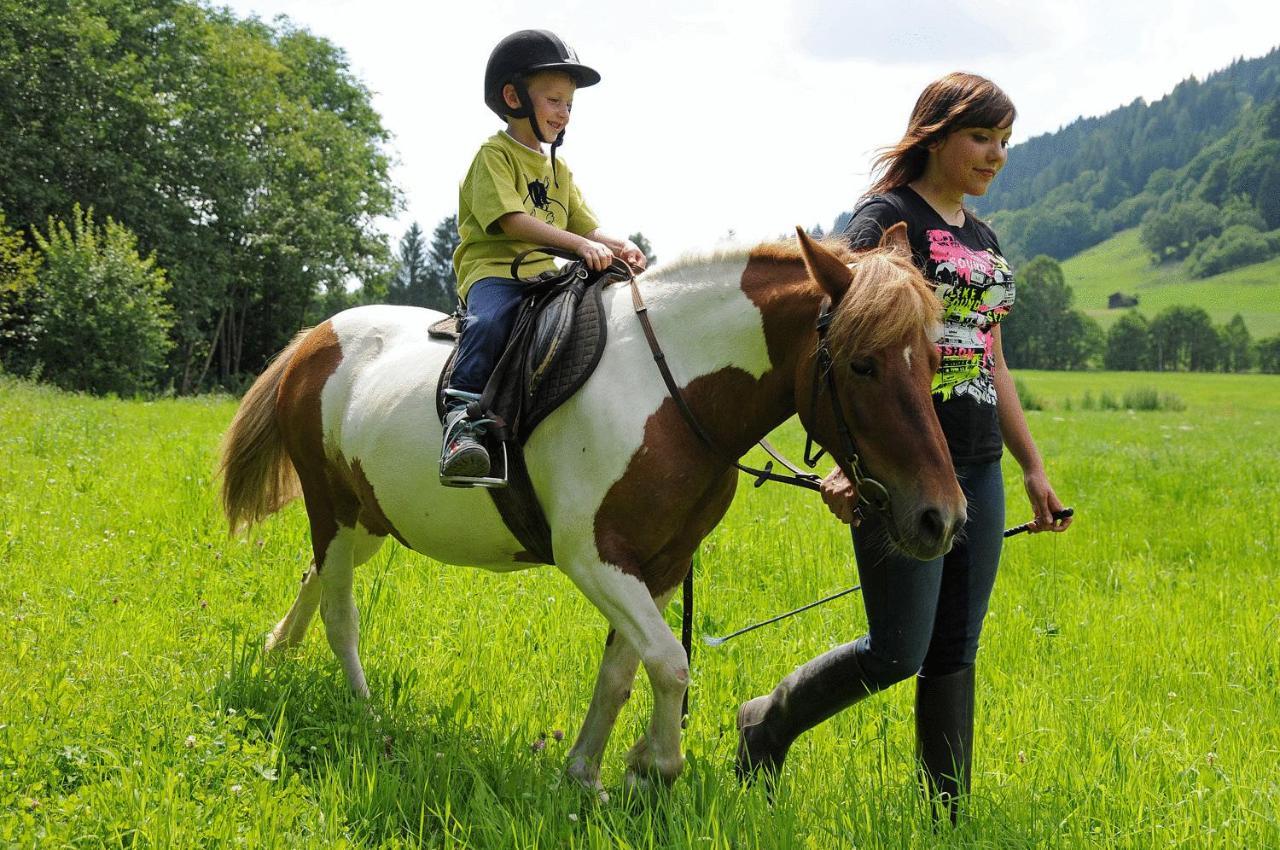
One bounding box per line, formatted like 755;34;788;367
442;29;646;483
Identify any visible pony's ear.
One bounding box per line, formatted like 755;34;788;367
796;226;853;300
879;221;910;255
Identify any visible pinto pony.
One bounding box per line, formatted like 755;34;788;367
218;226;965;792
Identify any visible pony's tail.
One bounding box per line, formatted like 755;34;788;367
218;328;310;535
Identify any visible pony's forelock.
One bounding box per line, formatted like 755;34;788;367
827;248;939;359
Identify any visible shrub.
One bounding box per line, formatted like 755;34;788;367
0;208;42;362
1014;378;1043;411
1121;387;1185;411
25;205;174;395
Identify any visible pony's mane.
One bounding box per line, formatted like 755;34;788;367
648;238;939;357
745;238;940;357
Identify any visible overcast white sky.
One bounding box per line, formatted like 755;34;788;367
218;0;1280;262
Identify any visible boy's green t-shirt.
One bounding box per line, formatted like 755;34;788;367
453;131;600;301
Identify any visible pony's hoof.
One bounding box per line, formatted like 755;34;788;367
565;759;604;795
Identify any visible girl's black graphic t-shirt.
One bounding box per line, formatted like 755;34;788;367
844;186;1016;465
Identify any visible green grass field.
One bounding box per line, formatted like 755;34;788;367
2;372;1278;848
1060;228;1280;338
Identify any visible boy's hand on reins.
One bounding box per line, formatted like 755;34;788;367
618;240;647;271
576;237;614;272
820;467;861;526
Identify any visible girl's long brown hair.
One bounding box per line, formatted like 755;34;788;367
869;72;1016;195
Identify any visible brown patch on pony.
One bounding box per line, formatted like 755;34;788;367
274;321;346;569
594;368;785;597
349;459;410;548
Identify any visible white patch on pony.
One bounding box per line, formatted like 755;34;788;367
324;305;529;569
523;255;771;568
314;253;772;577
903;345;913;369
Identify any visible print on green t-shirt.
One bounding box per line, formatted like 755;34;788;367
453;132;599;301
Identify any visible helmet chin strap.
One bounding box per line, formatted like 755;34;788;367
512;77;564;187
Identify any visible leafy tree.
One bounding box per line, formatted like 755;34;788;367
628;232;657;266
1000;255;1098;369
1258;334;1280;373
1104;310;1154;370
1015;201;1106;260
17;205;173;395
1149;305;1221;371
1140;199;1222;261
1186;224;1280;277
1218;314;1254;372
0;0;397;390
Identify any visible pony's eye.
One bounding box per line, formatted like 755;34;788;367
850;358;875;377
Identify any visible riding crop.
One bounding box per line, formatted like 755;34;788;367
701;507;1074;647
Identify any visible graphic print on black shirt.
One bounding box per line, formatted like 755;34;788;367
843;186;1015;464
922;228;1013;405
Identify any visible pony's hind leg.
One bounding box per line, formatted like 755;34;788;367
264;562;323;654
317;525;385;698
265;528;384;657
566;588;676;792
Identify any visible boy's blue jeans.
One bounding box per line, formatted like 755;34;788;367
848;461;1005;684
448;277;525;396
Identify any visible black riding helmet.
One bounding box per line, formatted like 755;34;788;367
484;30;600;184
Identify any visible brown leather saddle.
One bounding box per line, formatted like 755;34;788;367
430;250;631;563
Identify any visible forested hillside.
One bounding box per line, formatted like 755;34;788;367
979;48;1280;266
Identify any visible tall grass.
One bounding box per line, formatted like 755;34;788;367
2;371;1278;847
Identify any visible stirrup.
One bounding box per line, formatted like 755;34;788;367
439;396;508;489
440;441;510;489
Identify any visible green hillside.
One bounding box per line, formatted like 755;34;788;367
1062;228;1280;337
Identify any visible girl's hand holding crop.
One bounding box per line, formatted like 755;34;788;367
1022;466;1071;533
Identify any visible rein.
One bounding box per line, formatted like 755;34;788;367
624;268;898;721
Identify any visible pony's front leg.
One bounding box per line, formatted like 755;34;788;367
562;560;688;789
565;588;676;792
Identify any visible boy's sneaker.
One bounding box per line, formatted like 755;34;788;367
440;407;490;480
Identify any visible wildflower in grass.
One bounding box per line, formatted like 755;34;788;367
530;734;547;753
552;729;564;741
568;813;578;822
1207;752;1217;765
230;784;243;794
184;735;196;748
1017;751;1027;764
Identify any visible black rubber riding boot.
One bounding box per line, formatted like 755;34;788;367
736;640;875;785
914;664;975;825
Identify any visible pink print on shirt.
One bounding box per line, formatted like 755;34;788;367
924;229;1015;405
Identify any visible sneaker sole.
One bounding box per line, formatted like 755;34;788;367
441;447;490;479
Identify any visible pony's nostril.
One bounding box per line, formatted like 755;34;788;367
920;507;945;542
